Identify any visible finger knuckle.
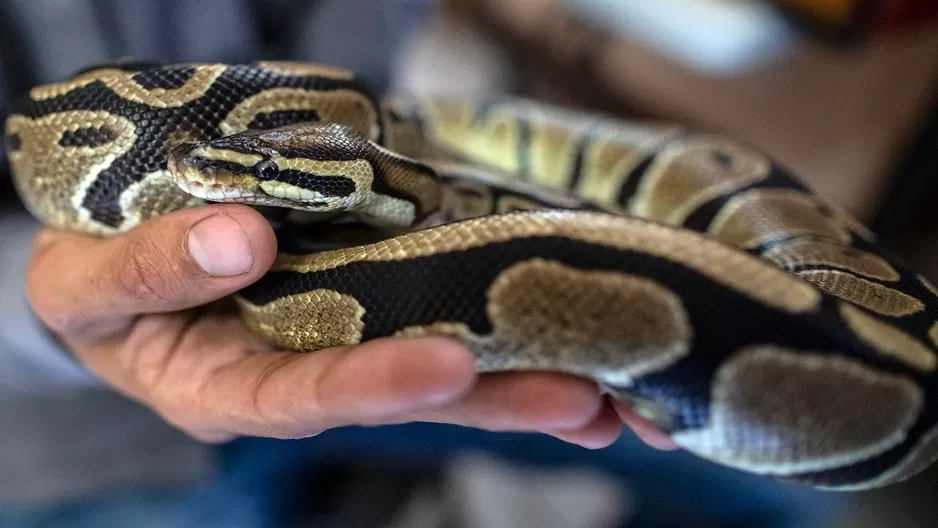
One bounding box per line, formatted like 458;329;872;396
157;399;202;433
236;355;325;438
247;357;300;426
146;379;210;435
155;409;212;441
118;324;171;392
115;236;188;306
115;323;220;438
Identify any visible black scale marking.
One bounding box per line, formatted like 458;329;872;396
248;110;322;130
131;66;197;90
59;126;118;147
681;165;813;234
615;155;653;208
276;170;355;197
4;132;20;152
9;63;385;227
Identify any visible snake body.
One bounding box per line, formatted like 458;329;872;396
5;61;938;490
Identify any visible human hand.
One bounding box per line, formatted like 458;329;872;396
25;203;627;447
611;401;679;451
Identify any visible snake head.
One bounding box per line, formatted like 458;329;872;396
167;122;379;213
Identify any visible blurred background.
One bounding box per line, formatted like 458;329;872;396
0;0;937;526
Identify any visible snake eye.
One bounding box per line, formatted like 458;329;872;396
255;161;279;180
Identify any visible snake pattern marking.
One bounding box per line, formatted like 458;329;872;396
5;60;938;490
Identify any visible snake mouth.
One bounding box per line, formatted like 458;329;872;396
167;142;266;202
255;185;330;209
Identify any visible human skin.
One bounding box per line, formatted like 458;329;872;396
24;202;677;449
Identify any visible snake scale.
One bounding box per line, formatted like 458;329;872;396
5;60;938;491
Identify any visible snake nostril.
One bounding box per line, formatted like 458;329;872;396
4;132;21;152
712;151;732;166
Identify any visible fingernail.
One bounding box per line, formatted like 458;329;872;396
188;214;254;276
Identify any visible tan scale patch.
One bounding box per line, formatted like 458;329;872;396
761;239;900;281
436;161;594;212
371;144;441;219
165;128;204;151
396;322;473;340
258;181;352;209
236;290;365;351
219;88;380;141
798;270;924;317
394;260;692;385
273;157;374;194
384;95;427;155
30;78;96;101
482;259;692;385
28;67;135;100
256;61;355;79
825;423;938;490
386;119;431;159
421;100;521;177
5;111;137;234
575;125;679;208
272;210;821;314
443;180;495;219
495;195;548;214
422;98;682;207
631;136;771;225
355;194;418;227
268;155;419;224
99;64;227;108
709;188;852;249
839;304;936;373
527;120;580;191
71;67;131;80
672;345;923;475
119;170;204;229
930;321;938;348
193;146;264;168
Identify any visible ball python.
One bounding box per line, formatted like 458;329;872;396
5;60;938;491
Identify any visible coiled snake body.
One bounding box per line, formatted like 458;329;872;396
5;61;938;490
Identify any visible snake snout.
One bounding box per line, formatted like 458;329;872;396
166;142;197;177
165;141;266;204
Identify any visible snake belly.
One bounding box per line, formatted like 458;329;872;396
5;61;938;491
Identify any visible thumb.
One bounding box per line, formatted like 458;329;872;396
28;204;277;339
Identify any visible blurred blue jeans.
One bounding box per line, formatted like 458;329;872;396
0;423;844;528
